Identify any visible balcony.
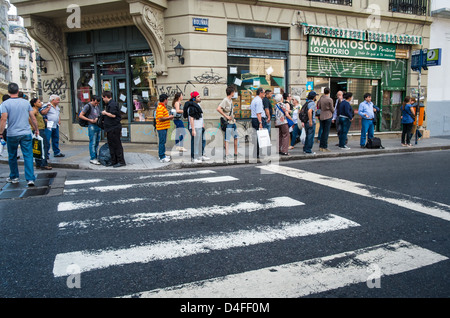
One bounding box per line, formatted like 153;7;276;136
19;52;27;59
19;64;27;70
389;0;429;16
309;0;352;5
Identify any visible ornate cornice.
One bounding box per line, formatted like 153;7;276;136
59;10;134;32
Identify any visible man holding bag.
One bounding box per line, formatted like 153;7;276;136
0;83;39;186
30;98;52;170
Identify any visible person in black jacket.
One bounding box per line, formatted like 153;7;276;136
184;91;209;163
102;91;126;168
338;92;354;150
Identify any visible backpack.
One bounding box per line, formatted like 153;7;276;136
299;101;310;123
96;114;105;130
365;137;384;149
78;103;92;127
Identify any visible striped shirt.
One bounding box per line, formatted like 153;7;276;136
156;103;171;130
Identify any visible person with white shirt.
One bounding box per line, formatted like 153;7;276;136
250;87;266;159
40;94;65;158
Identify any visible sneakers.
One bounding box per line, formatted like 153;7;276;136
160;157;171;163
319;148;331;152
54;153;65;157
303;151;316;155
6;177;19;184
201;156;210;161
176;147;188;152
27;180;35;187
90;159;101;165
192;158;202;163
339;146;351;150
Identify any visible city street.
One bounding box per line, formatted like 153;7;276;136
0;150;449;303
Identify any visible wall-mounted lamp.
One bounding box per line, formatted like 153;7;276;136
173;42;185;65
36;55;47;73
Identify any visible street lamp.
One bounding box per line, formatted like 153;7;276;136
36;55;47;73
173;42;185;65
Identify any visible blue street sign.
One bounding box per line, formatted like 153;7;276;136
411;48;442;71
426;48;442;67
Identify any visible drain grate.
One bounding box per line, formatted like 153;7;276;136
0;172;66;200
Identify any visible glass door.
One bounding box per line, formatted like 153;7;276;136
101;75;129;141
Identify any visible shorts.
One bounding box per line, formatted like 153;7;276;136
225;124;238;142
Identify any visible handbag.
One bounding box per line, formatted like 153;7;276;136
220;107;232;132
276;104;294;128
96;114;105;130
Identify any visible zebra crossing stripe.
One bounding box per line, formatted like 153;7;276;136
258;165;450;222
65;179;103;186
89;176;238;192
58;198;146;212
58;196;304;231
138;169;216;180
52;214;359;277
121;240;448;298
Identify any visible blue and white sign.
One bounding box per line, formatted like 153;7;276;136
193;18;209;27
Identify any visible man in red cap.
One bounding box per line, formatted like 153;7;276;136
183;91;210;163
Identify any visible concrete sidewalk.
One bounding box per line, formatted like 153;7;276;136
1;132;450;171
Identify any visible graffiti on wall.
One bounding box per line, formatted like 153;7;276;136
42;77;68;100
156;80;196;98
194;69;224;84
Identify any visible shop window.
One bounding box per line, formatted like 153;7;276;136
130;54;157;122
245;25;272;39
228;55;286;119
71;58;95;123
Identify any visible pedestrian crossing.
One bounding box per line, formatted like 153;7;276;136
54;167;448;297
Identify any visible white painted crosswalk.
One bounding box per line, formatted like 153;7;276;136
122;240;447;298
53;169;449;297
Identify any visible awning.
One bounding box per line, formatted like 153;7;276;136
301;23;422;45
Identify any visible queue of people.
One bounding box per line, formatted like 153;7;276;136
0;80;425;180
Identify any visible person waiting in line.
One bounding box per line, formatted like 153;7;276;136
318;87;334;152
401;96;415;147
102;91;126;168
79;95;102;165
289;95;302;150
338;92;354;150
262;89;273;135
274;93;292;156
302;91;318;155
40;94;65;158
217;85;238;161
156;94;174;163
185;91;210;163
30;98;52;170
172;92;187;153
409;97;422;141
358;93;376;149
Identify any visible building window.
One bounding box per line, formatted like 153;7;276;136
309;0;352;5
389;0;429;16
130;54;157;123
70;57;96;123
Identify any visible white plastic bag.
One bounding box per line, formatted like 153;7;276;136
300;127;306;144
32;135;45;159
257;128;271;148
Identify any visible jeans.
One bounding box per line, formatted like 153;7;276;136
360;118;374;147
88;124;102;160
303;122;316;153
339;117;352;148
189;127;206;160
174;119;185;147
264;120;271;136
157;129;168;159
45;126;61;156
225;124;238;142
319;118;332;149
34;129;50;167
402;123;413;144
7;134;35;181
290;123;301;147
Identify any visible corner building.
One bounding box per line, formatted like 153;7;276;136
11;0;432;143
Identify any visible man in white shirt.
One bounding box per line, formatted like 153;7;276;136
40;94;65;158
250;87;266;159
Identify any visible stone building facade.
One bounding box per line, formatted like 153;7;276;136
10;0;433;143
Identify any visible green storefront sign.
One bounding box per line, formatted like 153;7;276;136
308;36;396;61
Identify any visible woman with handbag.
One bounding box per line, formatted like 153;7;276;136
401;96;415;147
275;94;292;156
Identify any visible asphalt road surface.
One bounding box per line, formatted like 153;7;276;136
1;150;449;305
